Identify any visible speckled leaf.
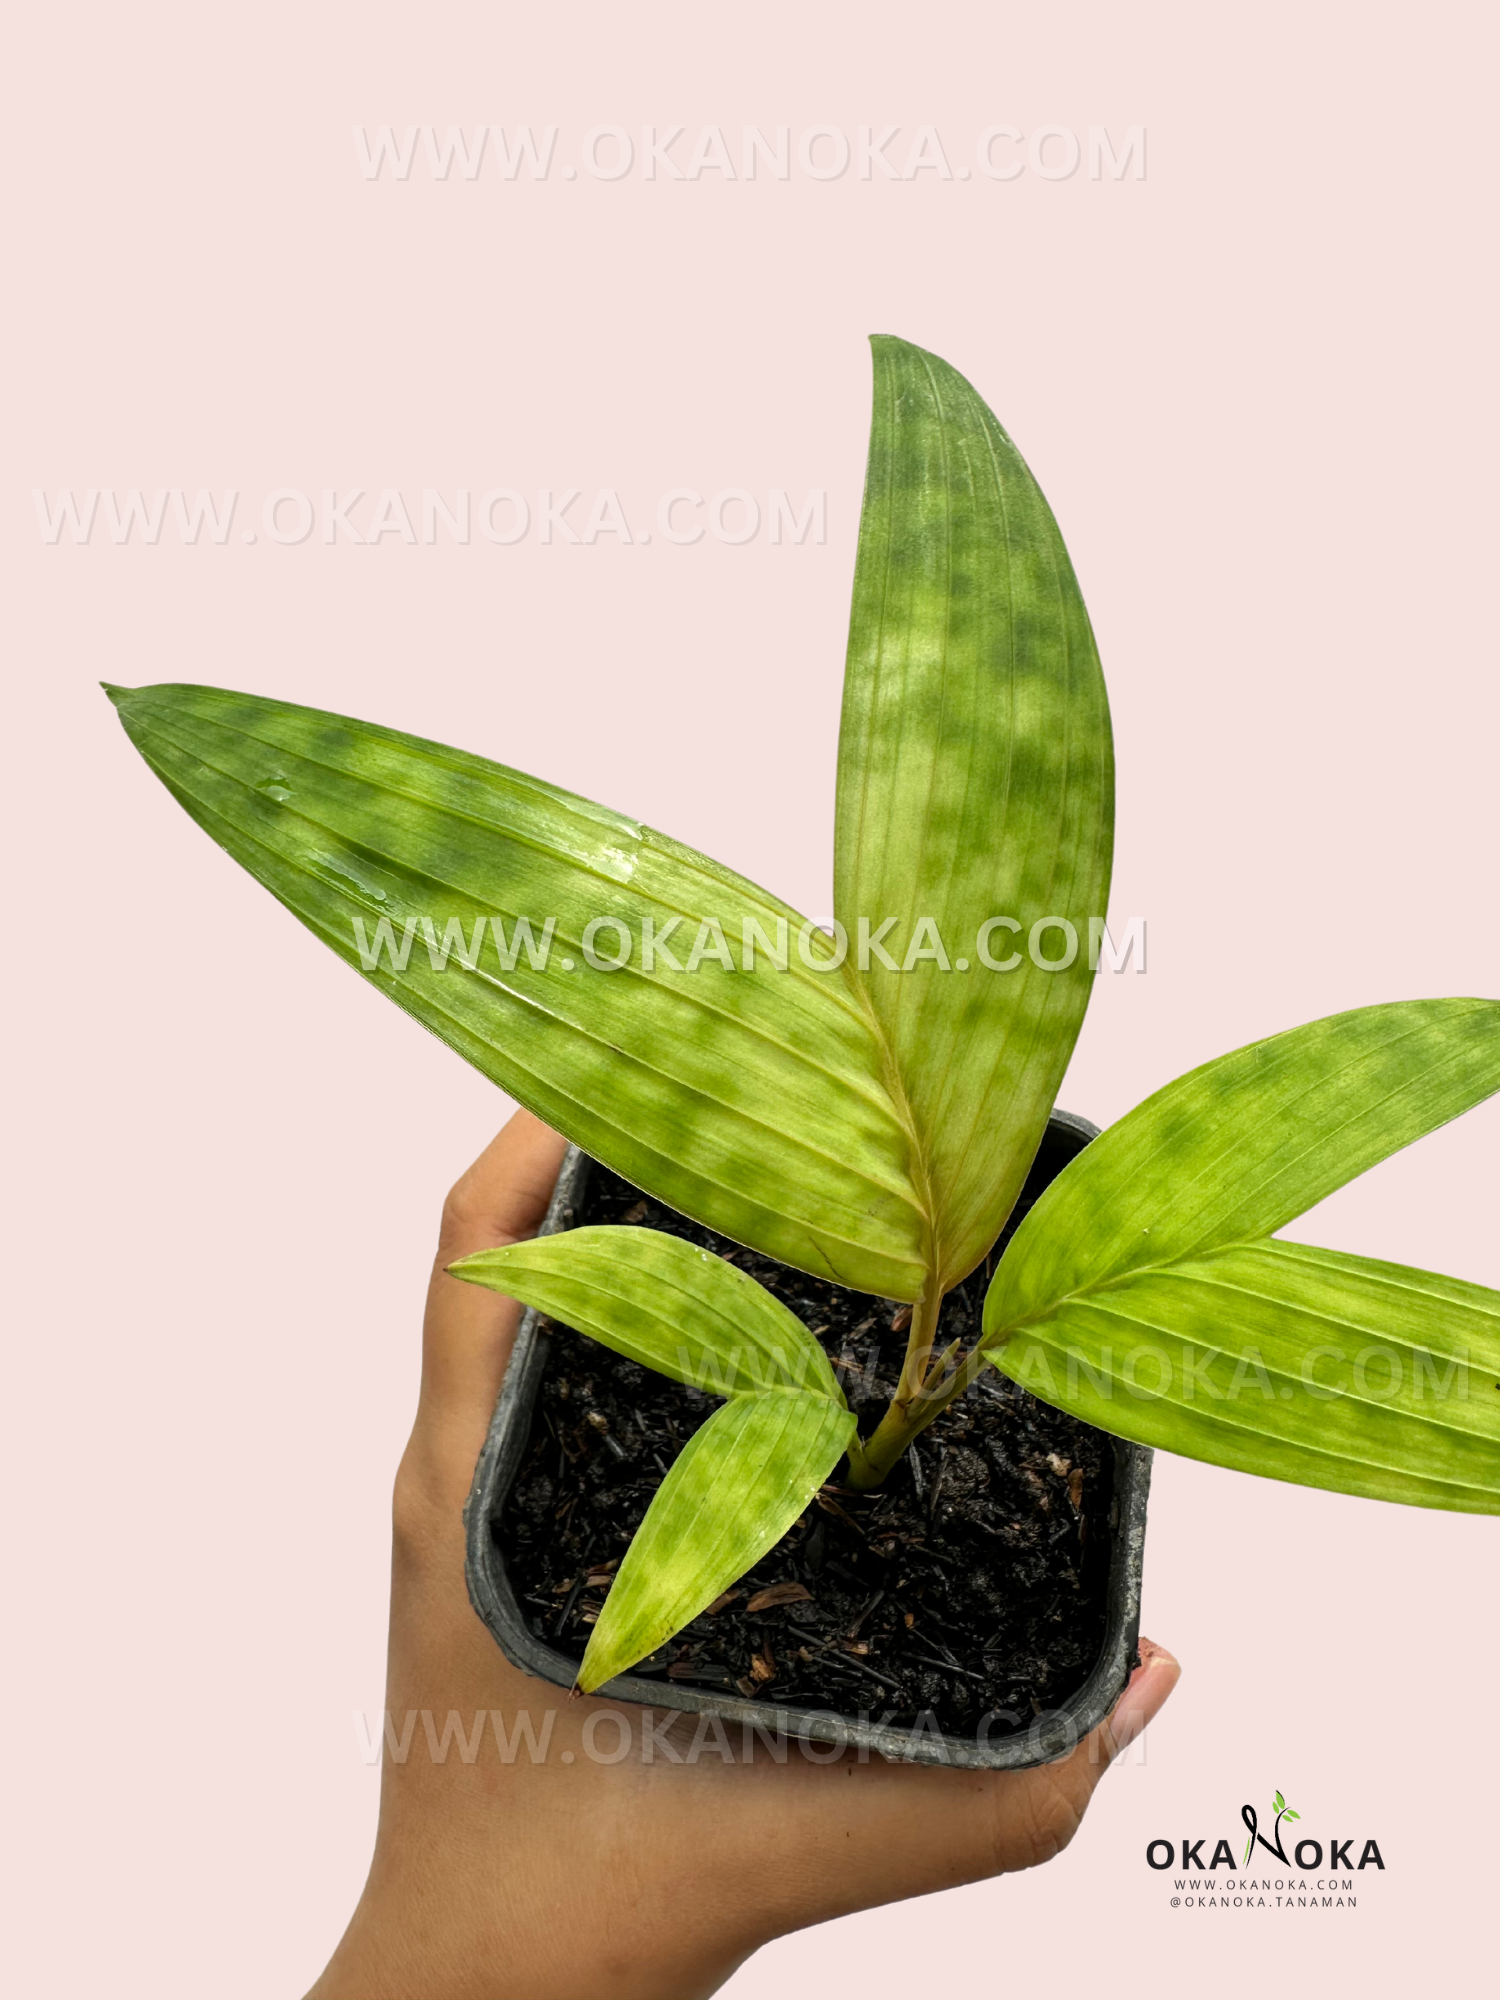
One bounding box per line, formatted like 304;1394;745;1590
835;337;1114;1291
578;1390;856;1692
450;1224;844;1400
983;999;1500;1511
108;683;927;1296
985;999;1500;1324
993;1238;1500;1511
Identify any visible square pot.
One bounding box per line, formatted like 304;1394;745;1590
464;1115;1152;1770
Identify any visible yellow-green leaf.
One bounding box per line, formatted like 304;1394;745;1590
836;337;1113;1290
451;1224;844;1401
108;682;927;1296
578;1392;856;1690
984;999;1500;1511
985;999;1500;1329
994;1239;1500;1511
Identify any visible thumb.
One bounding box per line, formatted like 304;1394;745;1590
414;1110;568;1487
985;1636;1181;1879
1100;1636;1181;1760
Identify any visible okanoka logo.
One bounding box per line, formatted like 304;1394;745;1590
1146;1788;1386;1885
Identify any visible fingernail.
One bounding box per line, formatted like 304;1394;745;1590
1111;1639;1180;1749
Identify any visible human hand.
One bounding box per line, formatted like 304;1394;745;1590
308;1110;1180;2000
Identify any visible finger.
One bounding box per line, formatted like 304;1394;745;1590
437;1108;571;1263
1099;1635;1181;1759
986;1638;1184;1886
989;1636;1181;1875
728;1634;1180;1939
419;1108;568;1441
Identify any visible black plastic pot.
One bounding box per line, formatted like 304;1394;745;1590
464;1114;1152;1770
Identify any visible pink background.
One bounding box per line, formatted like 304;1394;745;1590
5;3;1497;1991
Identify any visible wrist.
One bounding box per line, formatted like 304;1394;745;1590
307;1854;754;2000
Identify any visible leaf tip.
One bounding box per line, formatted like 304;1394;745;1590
868;330;923;366
445;1251;504;1287
576;1648;612;1695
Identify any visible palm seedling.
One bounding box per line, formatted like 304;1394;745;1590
110;336;1500;1696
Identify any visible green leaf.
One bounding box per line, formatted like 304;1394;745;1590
107;682;927;1297
1274;1791;1284;1810
450;1224;844;1401
993;1238;1500;1509
1283;1809;1301;1821
577;1392;856;1690
835;336;1114;1290
985;1000;1500;1326
984;1001;1500;1510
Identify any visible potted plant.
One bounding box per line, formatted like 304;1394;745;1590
108;336;1500;1768
458;1110;1151;1769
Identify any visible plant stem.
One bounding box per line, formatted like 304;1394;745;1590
845;1330;996;1490
914;1341;991;1422
842;1431;877;1488
895;1292;943;1409
846;1292;945;1488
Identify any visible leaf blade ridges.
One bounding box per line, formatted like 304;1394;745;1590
109;681;927;1295
577;1392;856;1689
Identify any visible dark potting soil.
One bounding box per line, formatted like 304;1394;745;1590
496;1152;1118;1737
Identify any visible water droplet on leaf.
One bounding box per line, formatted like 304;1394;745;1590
305;854;388;904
